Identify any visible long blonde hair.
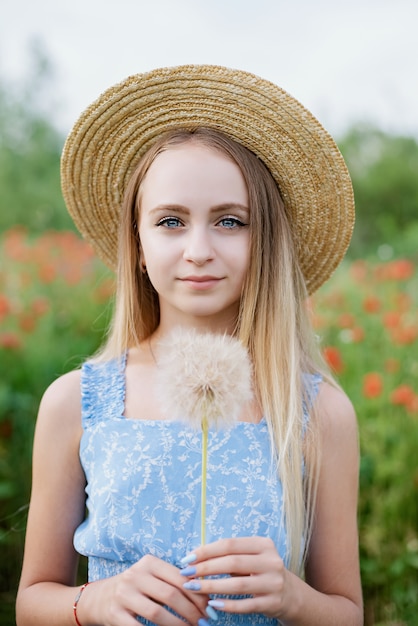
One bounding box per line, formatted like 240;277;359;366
99;127;331;573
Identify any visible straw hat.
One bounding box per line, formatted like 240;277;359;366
61;64;354;294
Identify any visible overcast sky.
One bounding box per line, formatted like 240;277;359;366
1;0;417;140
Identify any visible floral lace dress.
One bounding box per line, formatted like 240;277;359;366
74;355;321;625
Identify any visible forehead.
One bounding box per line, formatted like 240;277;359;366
140;143;249;207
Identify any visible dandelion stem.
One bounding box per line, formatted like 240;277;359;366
201;415;208;546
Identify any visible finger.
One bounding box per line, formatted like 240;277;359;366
121;557;208;624
180;550;284;580
183;572;275;598
208;595;279;616
129;583;208;626
130;594;195;626
139;574;208;621
103;588;189;626
181;536;275;565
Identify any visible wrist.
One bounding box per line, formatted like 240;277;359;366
73;581;99;626
275;569;303;624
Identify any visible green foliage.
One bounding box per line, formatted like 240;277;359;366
0;44;72;233
1;49;418;624
312;258;418;624
338;125;418;258
1;229;417;624
1;55;418;260
0;229;113;624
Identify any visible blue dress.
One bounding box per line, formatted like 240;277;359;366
74;355;321;625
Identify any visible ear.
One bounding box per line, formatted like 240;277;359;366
134;221;146;273
139;247;147;273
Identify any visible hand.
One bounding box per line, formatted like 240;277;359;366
179;537;294;620
93;554;210;626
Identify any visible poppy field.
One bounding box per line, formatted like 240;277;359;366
311;255;418;624
1;227;417;624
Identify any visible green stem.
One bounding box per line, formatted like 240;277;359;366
201;416;208;546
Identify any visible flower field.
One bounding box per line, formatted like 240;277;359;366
311;257;418;624
1;228;417;624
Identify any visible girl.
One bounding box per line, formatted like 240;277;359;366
16;65;363;626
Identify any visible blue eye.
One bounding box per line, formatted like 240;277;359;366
157;217;183;228
218;217;247;229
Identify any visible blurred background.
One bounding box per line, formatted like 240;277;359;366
1;1;417;624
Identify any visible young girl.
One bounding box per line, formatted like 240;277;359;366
16;65;363;626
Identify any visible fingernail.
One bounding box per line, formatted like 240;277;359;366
179;552;197;567
180;565;197;577
206;604;219;620
198;619;210;626
208;599;225;609
183;580;201;591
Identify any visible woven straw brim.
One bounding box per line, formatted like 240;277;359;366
61;64;354;294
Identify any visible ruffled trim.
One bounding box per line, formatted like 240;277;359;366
81;353;127;428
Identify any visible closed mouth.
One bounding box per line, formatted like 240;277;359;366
181;275;221;282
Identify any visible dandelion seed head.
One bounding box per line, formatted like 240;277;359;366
156;328;253;430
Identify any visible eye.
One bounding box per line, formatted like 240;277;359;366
217;216;248;229
157;216;184;228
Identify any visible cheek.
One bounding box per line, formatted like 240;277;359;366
233;236;251;272
141;240;171;268
138;229;157;267
239;241;252;289
140;240;175;289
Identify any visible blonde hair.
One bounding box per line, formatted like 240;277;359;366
99;127;331;573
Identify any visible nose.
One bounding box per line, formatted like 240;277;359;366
183;226;214;265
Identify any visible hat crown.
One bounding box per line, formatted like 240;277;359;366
61;64;354;294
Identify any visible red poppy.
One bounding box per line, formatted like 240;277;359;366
390;385;418;414
383;311;402;329
363;296;381;314
323;346;344;374
3;226;29;262
390;385;415;408
351;327;365;343
388;259;414;280
0;294;11;318
94;279;115;302
407;395;418;414
395;292;412;313
377;259;415;281
390;326;418;345
38;263;56;284
338;313;356;328
0;332;22;350
19;314;36;333
363;372;383;399
350;260;368;283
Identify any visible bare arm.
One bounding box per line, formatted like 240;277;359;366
177;383;363;625
301;382;363;624
16;370;87;625
16;371;208;626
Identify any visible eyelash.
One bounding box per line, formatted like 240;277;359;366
218;216;247;229
156;217;183;228
156;216;248;229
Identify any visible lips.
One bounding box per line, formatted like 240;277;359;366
180;275;223;289
181;275;221;282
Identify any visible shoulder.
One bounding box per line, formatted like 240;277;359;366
305;382;362;613
315;381;357;437
40;368;81;411
36;369;82;438
313;381;359;474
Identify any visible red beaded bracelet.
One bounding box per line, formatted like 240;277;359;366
73;582;91;626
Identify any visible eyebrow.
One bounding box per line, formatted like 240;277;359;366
149;203;250;216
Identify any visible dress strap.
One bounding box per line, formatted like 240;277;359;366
80;353;127;428
301;373;322;435
303;373;322;409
